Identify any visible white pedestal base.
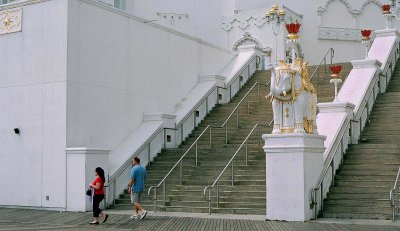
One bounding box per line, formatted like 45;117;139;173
262;133;326;221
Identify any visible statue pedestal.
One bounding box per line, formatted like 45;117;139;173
262;133;326;221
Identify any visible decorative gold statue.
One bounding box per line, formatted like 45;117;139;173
267;58;317;134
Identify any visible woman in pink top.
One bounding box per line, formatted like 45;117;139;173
89;167;109;224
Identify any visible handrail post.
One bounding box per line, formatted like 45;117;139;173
245;141;248;166
113;181;116;206
331;161;335;186
208;189;212;215
154;188;157;213
320;180;324;212
231;162;234;186
179;161;183;185
236;108;239;127
148;145;151;167
163;181;166;206
225;125;228;144
217;182;220;208
206;95;208;114
247;96;250;115
195;142;198;166
209;126;212;147
163;129;166;150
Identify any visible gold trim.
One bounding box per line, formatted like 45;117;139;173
287;33;299;40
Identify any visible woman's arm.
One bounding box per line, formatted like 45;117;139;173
89;180;101;190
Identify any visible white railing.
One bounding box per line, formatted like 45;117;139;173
310;40;400;219
105;54;259;207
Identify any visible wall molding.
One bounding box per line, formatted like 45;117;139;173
317;0;357;15
232;32;263;51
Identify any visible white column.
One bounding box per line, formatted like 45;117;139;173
262;133;326;221
66;148;109;212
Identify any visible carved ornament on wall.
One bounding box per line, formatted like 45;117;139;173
0;8;22;35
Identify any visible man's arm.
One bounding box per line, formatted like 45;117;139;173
128;178;134;193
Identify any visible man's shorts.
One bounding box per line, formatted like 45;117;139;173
131;192;142;203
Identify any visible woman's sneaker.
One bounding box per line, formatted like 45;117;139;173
130;214;138;219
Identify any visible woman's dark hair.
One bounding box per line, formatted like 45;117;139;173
95;167;105;183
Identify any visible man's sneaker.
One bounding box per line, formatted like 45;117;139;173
130;214;138;219
140;210;147;220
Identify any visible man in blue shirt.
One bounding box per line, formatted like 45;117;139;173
127;157;147;220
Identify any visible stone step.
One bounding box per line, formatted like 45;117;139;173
322;205;392;215
323;199;389;207
326;192;388;200
329;186;389;193
333;180;394;187
339;164;400;171
343;158;400;164
322;212;391;220
338;169;398;176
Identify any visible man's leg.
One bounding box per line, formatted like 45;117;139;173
130;192;140;218
137;193;147;220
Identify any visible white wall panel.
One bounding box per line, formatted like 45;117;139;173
0;0;68;208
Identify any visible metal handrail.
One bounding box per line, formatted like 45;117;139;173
147;124;212;211
309;48;335;81
147;80;270;212
220;81;270;143
390;167;400;221
203;123;267;215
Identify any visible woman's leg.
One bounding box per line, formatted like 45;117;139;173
92;195;103;221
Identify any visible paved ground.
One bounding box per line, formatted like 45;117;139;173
1;208;400;231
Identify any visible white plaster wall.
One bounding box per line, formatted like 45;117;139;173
124;0;398;64
0;0;68;208
66;0;235;150
128;0;228;47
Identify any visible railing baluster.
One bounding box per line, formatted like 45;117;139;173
179;161;183;185
217;182;220;208
195;142;198;167
209;126;212;147
154;188;157;213
236;108;239;127
163;181;166;206
245;141;248;166
247;96;250;114
225;125;228;144
231;161;234;186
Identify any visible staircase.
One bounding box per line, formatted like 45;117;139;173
110;62;352;215
322;62;400;219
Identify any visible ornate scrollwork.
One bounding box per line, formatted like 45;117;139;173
0;8;22;35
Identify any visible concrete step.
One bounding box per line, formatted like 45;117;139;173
322;211;391;220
